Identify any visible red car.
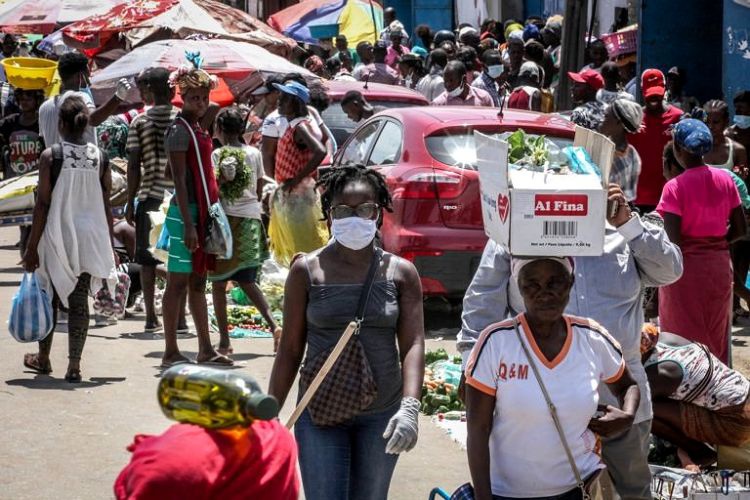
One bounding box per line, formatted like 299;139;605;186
331;106;576;300
320;80;429;147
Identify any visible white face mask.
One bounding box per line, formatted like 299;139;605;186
487;65;504;79
734;115;750;129
331;217;377;250
447;78;465;98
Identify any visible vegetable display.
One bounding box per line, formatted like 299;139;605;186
421;350;465;416
507;129;549;167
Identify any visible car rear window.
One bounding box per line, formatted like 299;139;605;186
322;101;419;146
425;130;573;170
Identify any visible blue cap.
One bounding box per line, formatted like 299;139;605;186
273;81;310;104
673;118;713;156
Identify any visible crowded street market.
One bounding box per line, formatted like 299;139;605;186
1;0;750;499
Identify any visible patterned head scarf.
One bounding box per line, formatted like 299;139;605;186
168;51;218;93
611;98;644;134
672;118;713;156
640;323;660;354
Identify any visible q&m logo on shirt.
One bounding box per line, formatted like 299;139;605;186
534;194;588;217
497;362;529;381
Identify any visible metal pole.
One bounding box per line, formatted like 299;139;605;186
556;0;589;111
587;0;599;51
369;0;378;42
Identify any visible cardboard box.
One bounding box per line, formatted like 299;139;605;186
476;126;614;257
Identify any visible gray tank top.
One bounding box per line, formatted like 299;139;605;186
302;253;402;414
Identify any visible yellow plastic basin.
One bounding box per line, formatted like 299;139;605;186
1;57;58;90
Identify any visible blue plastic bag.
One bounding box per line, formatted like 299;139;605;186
562;146;602;178
156;224;170;251
9;272;54;342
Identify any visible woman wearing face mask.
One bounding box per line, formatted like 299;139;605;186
728;90;750;154
268;165;425;500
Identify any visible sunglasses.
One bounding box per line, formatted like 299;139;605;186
330;202;379;220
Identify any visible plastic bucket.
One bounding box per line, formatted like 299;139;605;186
1;57;58;90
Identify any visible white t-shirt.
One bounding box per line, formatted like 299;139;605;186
212;145;264;219
466;314;625;498
260;106;325;139
39;90;97;146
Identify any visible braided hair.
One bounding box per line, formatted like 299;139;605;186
704;99;730;120
316;164;393;222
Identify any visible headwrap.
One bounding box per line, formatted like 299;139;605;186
412;46;428;59
510;257;574;279
640;323;660;354
611;98;644;134
523;24;541;42
508;29;524;41
168;51;218;93
672;118;713;156
505;22;524;40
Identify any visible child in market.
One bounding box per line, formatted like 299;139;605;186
208;107;280;355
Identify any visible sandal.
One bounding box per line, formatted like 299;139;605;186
23;353;52;374
64;370;82;383
214;345;234;356
198;354;234;367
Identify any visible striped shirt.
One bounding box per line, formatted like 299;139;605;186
126;105;178;201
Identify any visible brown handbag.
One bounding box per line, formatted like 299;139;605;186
293;249;382;427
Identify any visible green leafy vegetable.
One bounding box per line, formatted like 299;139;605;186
215;147;252;204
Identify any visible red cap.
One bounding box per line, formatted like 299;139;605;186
567;69;604;90
641;68;666;98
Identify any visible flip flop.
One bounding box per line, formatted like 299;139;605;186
23;353;52;374
214;345;234;356
159;358;192;369
198;354;234;367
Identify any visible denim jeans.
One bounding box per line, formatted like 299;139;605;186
295;404;399;500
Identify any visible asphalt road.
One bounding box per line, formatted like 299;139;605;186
0;227;469;500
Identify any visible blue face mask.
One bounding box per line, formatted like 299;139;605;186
79;74;93;101
487;65;504;79
734;115;750;129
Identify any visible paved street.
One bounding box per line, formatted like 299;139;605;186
0;227;469;500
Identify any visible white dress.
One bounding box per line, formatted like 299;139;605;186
38;142;116;306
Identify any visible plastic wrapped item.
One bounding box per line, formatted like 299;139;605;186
93;272;131;320
268;177;329;267
562;146;602;178
9;272;54;342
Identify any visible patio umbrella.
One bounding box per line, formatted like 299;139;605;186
62;0;296;58
268;0;383;47
0;0;124;35
89;38;315;105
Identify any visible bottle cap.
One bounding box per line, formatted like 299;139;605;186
245;393;280;420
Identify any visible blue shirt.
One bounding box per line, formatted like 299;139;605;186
458;215;683;423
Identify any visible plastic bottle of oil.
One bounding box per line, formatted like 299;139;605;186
158;365;279;428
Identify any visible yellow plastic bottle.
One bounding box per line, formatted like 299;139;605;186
158;365;279;428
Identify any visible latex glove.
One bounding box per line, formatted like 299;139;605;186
383;396;420;454
115;78;132;101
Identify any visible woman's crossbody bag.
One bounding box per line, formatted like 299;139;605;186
176;117;232;260
287;249;382;428
513;318;606;500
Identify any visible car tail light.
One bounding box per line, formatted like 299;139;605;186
396;168;467;199
400;250;444;262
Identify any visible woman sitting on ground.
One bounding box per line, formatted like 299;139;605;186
641;323;750;470
466;257;640;500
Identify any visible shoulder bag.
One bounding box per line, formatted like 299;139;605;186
288;249;382;428
513;317;607;500
176;116;232;260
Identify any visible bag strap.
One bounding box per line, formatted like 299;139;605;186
513;317;589;498
176;116;211;208
50;143;64;189
285;248;382;430
356;247;382;323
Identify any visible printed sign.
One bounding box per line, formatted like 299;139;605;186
534;194;589;217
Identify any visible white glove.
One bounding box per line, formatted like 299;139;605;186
383;396;420;454
115;78;132;101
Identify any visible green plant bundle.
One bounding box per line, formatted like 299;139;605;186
215;147;252;204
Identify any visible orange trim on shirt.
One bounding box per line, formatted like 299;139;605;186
604;360;626;384
569;316;623;353
519;314;573;370
466;375;497;397
466;319;515;377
